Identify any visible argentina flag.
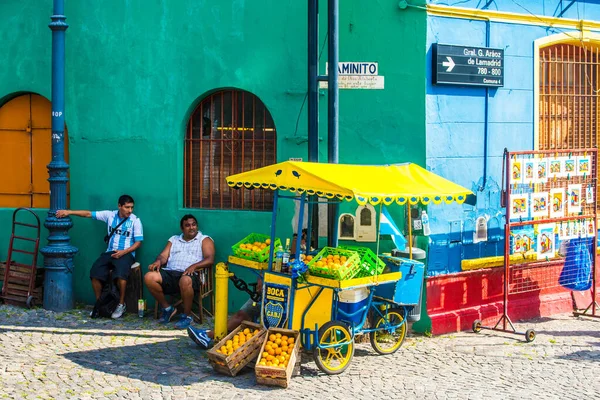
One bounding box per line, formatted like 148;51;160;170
380;206;407;250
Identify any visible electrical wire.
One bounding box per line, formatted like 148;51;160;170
293;32;330;137
508;0;600;93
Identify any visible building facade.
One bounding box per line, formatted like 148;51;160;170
0;1;427;308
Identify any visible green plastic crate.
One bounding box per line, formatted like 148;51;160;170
340;245;386;277
231;233;281;262
307;247;361;281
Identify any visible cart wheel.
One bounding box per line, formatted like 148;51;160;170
525;329;536;343
313;321;354;375
472;319;482;333
26;296;35;309
369;308;406;355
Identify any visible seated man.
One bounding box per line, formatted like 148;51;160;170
144;214;215;329
187;279;262;349
56;194;143;319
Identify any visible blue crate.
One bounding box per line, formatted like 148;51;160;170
375;257;425;305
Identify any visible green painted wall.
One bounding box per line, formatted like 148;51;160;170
0;1;426;310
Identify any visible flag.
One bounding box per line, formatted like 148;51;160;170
380;206;407;250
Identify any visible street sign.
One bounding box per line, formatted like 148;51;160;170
433;43;504;88
322;62;385;89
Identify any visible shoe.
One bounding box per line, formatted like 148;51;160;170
174;314;193;329
111;303;126;319
158;305;177;324
187;326;213;349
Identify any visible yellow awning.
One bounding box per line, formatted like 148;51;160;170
226;161;473;206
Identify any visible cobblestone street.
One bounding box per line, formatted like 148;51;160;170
0;305;598;399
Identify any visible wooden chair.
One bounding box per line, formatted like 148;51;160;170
124;262;142;314
153;265;214;323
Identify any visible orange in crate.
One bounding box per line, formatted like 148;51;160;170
306;247;361;281
231;233;282;262
255;327;300;388
207;321;266;376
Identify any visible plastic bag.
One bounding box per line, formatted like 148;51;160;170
559;237;592;291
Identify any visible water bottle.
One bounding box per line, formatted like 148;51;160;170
282;238;291;273
421;211;431;236
275;245;284;272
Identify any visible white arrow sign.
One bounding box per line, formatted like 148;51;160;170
442;56;455;72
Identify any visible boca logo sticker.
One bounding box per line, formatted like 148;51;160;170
264;301;285;328
262;283;289;328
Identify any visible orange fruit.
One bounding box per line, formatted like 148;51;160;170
269;334;276;341
275;348;282;355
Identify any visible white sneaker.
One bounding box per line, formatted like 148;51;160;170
111;303;126;319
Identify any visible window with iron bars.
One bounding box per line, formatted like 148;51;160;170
184;90;277;210
538;42;600;208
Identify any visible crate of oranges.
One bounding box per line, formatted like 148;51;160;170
306;246;362;281
231;233;282;262
207;321;266;377
255;327;300;388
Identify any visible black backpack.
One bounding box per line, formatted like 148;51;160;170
91;282;120;318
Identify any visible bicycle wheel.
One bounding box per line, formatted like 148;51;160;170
369;308;406;355
313;320;354;375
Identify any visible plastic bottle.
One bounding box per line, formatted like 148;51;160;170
274;245;284;272
421;210;431;236
282;238;291;273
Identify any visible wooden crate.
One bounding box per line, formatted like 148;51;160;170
0;262;44;307
207;321;266;377
255;327;300;388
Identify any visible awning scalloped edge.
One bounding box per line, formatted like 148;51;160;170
227;181;467;205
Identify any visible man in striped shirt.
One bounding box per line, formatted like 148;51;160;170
56;194;143;318
144;214;215;329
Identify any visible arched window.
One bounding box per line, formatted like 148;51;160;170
0;93;69;208
539;43;600;151
184;90;277;210
538;42;600;209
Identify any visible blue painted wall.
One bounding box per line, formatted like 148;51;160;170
425;0;600;275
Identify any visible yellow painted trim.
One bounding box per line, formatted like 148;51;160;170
461;251;538;271
305;271;401;289
427;4;600;30
227;255;269;270
264;272;292;286
533;31;600;148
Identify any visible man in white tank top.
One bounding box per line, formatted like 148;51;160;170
144;214;215;329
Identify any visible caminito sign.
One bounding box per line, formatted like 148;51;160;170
433;44;504;88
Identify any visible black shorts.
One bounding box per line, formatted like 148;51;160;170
90;251;135;282
159;269;201;295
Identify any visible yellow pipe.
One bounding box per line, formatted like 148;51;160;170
461;251;536;271
425;3;600;31
214;262;233;342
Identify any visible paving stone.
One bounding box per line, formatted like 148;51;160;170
1;305;599;398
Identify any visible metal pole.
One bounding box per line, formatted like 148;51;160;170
41;0;78;311
327;0;339;247
308;0;320;249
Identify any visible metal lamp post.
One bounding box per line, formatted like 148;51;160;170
41;0;78;311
